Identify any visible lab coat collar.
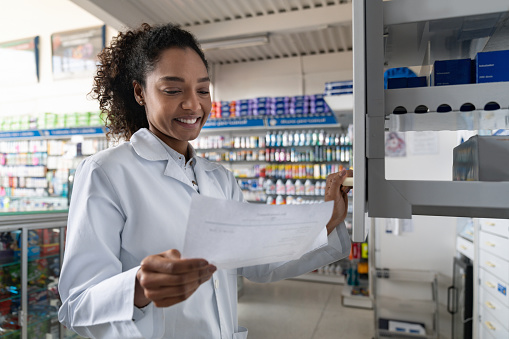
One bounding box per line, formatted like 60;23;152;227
130;128;223;187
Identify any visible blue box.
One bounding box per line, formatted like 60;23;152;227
476;50;509;83
407;76;427;88
387;77;407;89
434;59;473;86
275;108;288;115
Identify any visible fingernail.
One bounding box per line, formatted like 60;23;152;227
208;266;217;273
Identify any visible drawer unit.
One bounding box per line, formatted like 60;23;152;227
479;231;509;260
479;218;509;238
480;250;509;282
456;236;474;260
480;269;509;308
480;306;509;339
480;286;509;331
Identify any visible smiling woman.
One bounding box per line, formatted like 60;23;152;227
57;22;351;339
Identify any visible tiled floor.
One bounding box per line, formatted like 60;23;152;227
238;278;375;339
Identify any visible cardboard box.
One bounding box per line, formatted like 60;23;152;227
476;49;509;83
434;58;473;86
453;135;509;181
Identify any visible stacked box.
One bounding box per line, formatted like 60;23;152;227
1;117;11;131
44;113;58;129
434;59;473;86
76;112;91;127
324;80;353;96
453;135;509;181
289;95;309;115
309;94;330;114
89;111;103;126
388;76;427;89
476;50;509;83
65;113;78;128
10;117;20;131
219;101;232;118
251;97;274;116
234;99;250;117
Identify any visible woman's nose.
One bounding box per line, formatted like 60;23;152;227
181;92;200;111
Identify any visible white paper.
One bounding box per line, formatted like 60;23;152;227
182;194;333;269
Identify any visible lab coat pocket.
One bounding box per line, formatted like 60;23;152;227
232;326;248;339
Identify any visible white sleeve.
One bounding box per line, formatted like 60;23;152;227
58;159;164;339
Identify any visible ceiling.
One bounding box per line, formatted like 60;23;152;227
71;0;353;64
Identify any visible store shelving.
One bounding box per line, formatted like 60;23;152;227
352;0;509;239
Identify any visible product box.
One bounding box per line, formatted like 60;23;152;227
407;76;427;88
387;77;408;89
476;49;509;83
434;58;473;86
453;135;509;181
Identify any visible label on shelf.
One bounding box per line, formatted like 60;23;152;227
203;118;265;129
268;113;337;127
0;127;106;139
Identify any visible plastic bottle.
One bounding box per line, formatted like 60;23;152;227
299;130;306;146
295;179;304;195
276;179;285;195
270;132;277;147
275;195;285;205
305;130;312;146
314;181;321;196
320;181;326;195
285;180;295;195
286;196;295;205
288;131;294;146
265;132;271;148
282;130;288;147
304;179;314;196
276;131;283;147
266;196;274;205
312;130;318;146
265;178;275;194
318;129;325;146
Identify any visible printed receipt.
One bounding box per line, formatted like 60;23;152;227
182;194;333;269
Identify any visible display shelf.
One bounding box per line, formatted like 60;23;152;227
341;285;373;309
196;145;352;152
383;0;509;67
290;272;345;285
0;127;106;140
377;329;437;339
0;253;59;269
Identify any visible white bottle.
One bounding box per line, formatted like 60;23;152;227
295;179;304;196
285;180;295;195
265;178;275;194
275;195;285;205
314;181;321;196
304;179;314;196
276;179;286;195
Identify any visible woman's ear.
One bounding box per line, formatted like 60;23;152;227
133;81;144;105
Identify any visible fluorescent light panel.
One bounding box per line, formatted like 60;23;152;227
200;35;269;51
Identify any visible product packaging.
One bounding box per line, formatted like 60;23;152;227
453;135;509;181
476;49;509;83
433;58;473;86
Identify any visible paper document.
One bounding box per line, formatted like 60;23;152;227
182;194;333;269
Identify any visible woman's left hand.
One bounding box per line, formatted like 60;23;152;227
324;169;351;235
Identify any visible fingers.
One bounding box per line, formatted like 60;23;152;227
324;169;348;201
140;263;216;289
141;249;209;275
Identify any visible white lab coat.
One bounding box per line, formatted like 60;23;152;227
58;128;351;339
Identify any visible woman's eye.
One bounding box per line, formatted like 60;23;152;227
164;90;182;95
198;90;210;95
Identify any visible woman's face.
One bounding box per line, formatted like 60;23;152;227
135;47;211;154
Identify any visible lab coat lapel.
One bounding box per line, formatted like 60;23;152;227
130;128;193;187
193;157;226;199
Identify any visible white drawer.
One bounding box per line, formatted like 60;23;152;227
480;268;509;308
480;231;509;260
480;250;509;282
480;287;509;331
480;307;509;339
456;236;474;260
480;218;509;238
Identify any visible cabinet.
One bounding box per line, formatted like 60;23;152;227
352;0;509;242
0;212;84;339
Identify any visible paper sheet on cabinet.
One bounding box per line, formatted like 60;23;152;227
182;194;332;269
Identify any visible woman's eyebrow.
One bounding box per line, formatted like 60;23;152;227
158;76;210;83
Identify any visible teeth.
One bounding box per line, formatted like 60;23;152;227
176;117;198;124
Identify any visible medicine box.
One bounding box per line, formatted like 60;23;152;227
476;49;509;83
434;59;473;86
453;135;509;181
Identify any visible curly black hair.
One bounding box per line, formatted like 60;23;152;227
91;23;208;141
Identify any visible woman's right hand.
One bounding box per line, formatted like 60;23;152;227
135;249;216;308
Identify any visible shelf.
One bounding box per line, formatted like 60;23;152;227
0;127;106;140
216;160;348;165
0;253;60;269
196;145;352;152
289;272;345;285
383;0;509;67
378;180;509;219
376;296;437;314
385;83;509;128
377;329;437;339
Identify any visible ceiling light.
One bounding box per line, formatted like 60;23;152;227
200;35;269;51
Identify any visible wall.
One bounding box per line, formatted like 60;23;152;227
0;0;115;117
212;52;353;101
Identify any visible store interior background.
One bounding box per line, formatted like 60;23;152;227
1;1;484;338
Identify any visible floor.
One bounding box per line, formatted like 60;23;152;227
238;278;375;339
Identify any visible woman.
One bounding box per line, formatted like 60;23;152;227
58;23;351;339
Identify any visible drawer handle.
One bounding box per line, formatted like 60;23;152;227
486;261;496;268
460;245;467;250
485;301;496;310
486;281;496;288
485;321;496;331
485;241;496;247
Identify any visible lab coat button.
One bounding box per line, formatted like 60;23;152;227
214;279;219;289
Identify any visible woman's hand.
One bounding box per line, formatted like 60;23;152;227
324;169;351;235
135;249;216;308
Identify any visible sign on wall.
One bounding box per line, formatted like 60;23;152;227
51;25;105;80
0;37;40;86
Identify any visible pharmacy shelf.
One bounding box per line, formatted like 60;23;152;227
0;127;106;140
290;272;345;285
383;0;509;67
